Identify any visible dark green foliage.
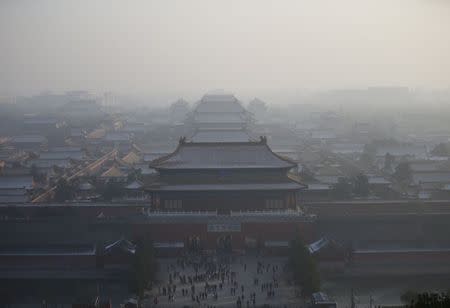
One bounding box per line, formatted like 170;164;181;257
361;139;400;168
393;162;412;184
352;173;369;197
54;178;75;202
360;143;376;167
401;290;419;304
127;168;142;182
403;292;450;308
288;237;320;297
333;177;352;200
102;181;124;201
30;164;46;182
384;152;395;171
431;143;450;157
129;235;157;299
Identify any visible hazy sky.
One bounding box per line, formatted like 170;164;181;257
1;0;449;100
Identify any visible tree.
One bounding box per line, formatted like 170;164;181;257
383;152;395;172
289;237;320;297
393;162;412;184
431;143;450;157
102;181;124;201
30;164;43;182
401;290;418;305
333;177;352;200
54;178;75;202
353;173;369;197
360;143;376;168
127;168;142;182
402;292;450;308
130;235;157;303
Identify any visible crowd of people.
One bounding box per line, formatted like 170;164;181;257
150;253;286;307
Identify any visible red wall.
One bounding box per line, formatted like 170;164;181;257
0;255;96;269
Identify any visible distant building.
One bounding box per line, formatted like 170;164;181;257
188;91;254;142
9;135;48;152
0;175;34;203
103;132;133;153
60;99;103;127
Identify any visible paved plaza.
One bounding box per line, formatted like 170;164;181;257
145;255;303;308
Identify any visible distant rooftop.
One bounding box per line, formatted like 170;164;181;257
375;144;428;157
104;132;131;142
101;165;127;178
39;151;83;160
0;176;33;190
194;92;246;113
11;135;47;144
190;130;253;143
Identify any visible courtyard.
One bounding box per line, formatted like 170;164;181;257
145;255;303;308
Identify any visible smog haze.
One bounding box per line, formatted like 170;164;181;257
1;0;449;102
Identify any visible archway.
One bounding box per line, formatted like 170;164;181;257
216;235;232;253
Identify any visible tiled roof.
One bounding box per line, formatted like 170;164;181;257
86;128;106;139
0;176;33;189
78;182;94;190
194;113;247;124
149;182;303;191
308;237;330;254
143;153;167;162
122;151;141;164
125;180;143;190
105;132;130;142
104;239;135;255
191;130;253;143
11;135;47;143
39;151;83;160
101;165;126;178
412;172;450;184
151;139;296;170
30;159;71;168
194;93;245;113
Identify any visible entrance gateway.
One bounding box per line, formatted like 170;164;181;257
208;223;241;253
207;223;241;233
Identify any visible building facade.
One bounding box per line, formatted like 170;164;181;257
145;136;315;253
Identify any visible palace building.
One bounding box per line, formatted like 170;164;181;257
145;136;315;253
188;91;254;143
149;137;302;213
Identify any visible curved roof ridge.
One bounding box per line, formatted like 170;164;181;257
149;136;296;170
262;139;297;167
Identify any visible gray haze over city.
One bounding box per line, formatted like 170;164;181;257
1;0;450;103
